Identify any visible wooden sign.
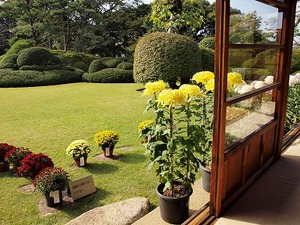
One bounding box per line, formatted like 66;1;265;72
68;175;96;200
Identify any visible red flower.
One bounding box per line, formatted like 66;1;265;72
0;143;16;162
18;153;54;179
4;147;32;167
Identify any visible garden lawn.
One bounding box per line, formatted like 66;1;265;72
0;83;158;225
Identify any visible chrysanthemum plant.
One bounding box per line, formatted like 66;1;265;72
94;130;119;148
66;140;91;160
142;80;207;196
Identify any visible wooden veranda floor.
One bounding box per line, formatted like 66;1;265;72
215;137;300;225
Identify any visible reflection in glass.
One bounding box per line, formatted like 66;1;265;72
227;49;278;98
225;91;275;148
229;0;283;44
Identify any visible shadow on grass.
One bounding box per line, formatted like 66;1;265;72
83;162;118;175
117;152;147;164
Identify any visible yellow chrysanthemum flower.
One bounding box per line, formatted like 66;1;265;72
138;120;155;132
227;72;243;92
143;80;167;96
179;84;202;98
157;89;186;107
205;79;215;92
192;71;215;86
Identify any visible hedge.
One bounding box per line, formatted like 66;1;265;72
199;47;214;72
0;39;35;61
88;59;107;73
199;37;215;50
116;62;133;70
134;32;202;86
0;69;83;87
0;54;18;69
83;68;133;83
103;58;126;68
51;50;98;68
17;47;54;67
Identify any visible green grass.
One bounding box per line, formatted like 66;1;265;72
0;83;158;225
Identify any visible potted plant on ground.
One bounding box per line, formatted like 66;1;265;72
138;120;155;143
33;167;69;207
94;130;119;157
18;153;54;179
0;143;16;172
66;140;92;167
142;80;205;224
4;146;32;173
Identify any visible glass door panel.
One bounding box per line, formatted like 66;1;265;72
229;0;283;45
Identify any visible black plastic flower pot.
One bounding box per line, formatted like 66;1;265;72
156;182;193;224
200;163;211;193
44;190;63;207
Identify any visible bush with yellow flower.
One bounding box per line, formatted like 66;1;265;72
142;80;206;197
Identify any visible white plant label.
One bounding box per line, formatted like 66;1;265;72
106;147;110;155
80;157;85;166
50;190;60;203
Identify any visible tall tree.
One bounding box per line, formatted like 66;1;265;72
149;0;212;38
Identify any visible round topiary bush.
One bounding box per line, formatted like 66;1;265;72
73;62;89;72
134;32;202;86
199;47;214;72
199;37;215;50
0;54;18;69
116;61;133;70
83;68;133;83
103;58;125;68
88;59;108;73
17;47;54;67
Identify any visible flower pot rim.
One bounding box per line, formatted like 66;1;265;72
200;163;211;173
156;182;193;200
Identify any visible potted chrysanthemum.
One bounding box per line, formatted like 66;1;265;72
138;120;155;143
0;143;16;172
33;167;69;207
18;153;54;179
4;147;32;173
66;140;91;167
94;130;119;157
142;80;205;224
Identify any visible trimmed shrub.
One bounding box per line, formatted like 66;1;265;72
103;58;125;68
134;32;202;86
19;65;66;71
199;37;215;50
83;68;133;83
0;69;83;87
0;54;18;69
89;59;107;73
73;62;89;72
1;39;35;58
199;47;214;72
242;49;275;75
51;50;98;67
291;49;300;74
116;61;133;70
17;47;54;67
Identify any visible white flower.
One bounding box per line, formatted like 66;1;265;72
295;73;300;83
254;81;268;89
289;76;298;87
239;84;255;94
264;76;274;84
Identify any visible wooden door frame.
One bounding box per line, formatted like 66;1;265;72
210;0;298;218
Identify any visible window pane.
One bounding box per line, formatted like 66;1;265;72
229;0;283;44
225;91;275;148
227;48;278;98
